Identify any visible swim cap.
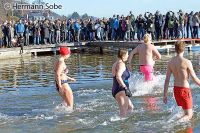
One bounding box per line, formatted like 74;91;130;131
59;47;71;56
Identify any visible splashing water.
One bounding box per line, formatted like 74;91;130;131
54;102;73;114
1;54;200;132
166;106;184;123
129;72;166;96
110;114;128;122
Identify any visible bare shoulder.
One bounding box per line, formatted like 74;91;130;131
137;44;145;52
150;43;155;47
151;44;157;49
112;61;122;70
138;43;144;48
56;58;65;68
115;62;125;72
168;57;176;68
58;58;64;64
112;62;117;69
112;61;125;75
184;58;191;63
184;58;192;66
112;62;117;75
168;57;175;64
135;45;140;51
116;61;125;68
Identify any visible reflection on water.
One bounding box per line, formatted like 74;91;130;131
0;50;200;133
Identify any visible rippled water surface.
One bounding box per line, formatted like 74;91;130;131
0;49;200;133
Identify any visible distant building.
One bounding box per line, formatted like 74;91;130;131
27;11;61;21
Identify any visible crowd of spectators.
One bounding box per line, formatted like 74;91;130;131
0;10;199;48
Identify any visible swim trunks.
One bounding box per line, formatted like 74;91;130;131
174;86;193;110
140;65;154;81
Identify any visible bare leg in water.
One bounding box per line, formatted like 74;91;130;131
115;91;133;117
178;109;193;122
59;83;74;109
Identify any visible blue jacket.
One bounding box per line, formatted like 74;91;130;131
74;22;80;31
16;23;25;33
114;19;119;29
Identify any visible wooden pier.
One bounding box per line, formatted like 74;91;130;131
0;39;200;59
86;38;200;53
0;42;86;59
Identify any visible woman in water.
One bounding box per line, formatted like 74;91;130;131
54;47;76;109
112;48;134;117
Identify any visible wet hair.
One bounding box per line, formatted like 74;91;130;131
118;48;128;59
144;34;151;43
175;41;185;54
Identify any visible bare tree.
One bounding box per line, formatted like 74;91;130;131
0;0;13;21
32;0;45;5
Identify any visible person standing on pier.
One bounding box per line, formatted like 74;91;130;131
16;19;25;38
54;47;76;109
112;48;134;117
0;25;3;48
128;33;161;81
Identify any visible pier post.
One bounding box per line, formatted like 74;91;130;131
166;48;169;53
188;46;192;51
53;50;57;56
100;47;103;54
81;47;85;53
34;52;37;56
191;40;195;45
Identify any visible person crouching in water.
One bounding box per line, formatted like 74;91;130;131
54;47;76;109
128;33;161;81
163;41;200;121
112;48;134;117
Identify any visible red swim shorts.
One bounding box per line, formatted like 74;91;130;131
174;86;193;110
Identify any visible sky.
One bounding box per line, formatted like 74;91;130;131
28;0;199;18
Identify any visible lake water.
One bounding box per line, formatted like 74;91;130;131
0;49;200;133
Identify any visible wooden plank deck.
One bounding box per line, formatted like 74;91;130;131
0;42;87;59
86;39;200;53
86;38;200;48
0;39;200;59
